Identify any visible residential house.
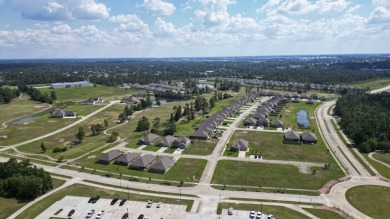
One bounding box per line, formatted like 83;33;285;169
130;154;157;170
50;108;77;118
114;153;140;166
284;131;301;144
139;133;160;145
231;139;249;152
258;118;269;127
173;136;191;149
159;135;177;147
270;120;284;128
307;99;315;104
82;98;104;105
244;117;257;126
98;150;123;164
292;98;300;103
149;157;175;174
301;132;318;144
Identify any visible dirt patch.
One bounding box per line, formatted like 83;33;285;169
310;116;315;119
63;141;71;146
87;156;96;159
285;109;291;113
319;176;351;194
34;106;45;108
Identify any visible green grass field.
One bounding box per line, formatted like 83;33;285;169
39;85;141;102
372;153;390;165
212;160;343;190
218;203;310;219
344;78;390;90
0;97;50;125
279;102;320;131
303;208;344;219
363;153;390;179
15;183;194;219
232;131;332;163
59;103;103;116
346;185;390;219
0;177;64;219
182;139;218;155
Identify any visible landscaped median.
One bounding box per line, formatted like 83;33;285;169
211;160;343;191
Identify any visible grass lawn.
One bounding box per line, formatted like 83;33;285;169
344;78;390;90
143;144;161;151
279;101;320;131
218;203;310;219
212;160;343;190
303;208;344;219
76;155;207;182
0;97;50;125
15;183;194;219
362;153;390;179
0;177;64;219
182;139;218;155
346;185;390;219
372;153;390;165
39;85;141;102
232;131;332;163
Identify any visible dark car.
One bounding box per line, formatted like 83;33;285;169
92;196;100;204
137;214;144;219
68;209;75;217
88;197;95;203
121;213;129;219
111;197;119;205
119;199;126;206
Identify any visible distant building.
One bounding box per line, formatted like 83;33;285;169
50;81;91;89
50;108;77;118
82;98;104;105
231;139;249;152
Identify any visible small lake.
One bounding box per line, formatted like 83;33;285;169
11;115;37;125
152;98;187;105
296;110;310;127
197;83;214;89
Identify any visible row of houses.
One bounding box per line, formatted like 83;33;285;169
244;95;286;128
212;78;361;92
284;131;318;144
81;98;104;105
98;150;175;174
139;133;191;149
190;93;259;139
124;83;193;95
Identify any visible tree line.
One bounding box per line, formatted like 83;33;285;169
335;92;390;153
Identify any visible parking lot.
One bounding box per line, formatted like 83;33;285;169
221;209;273;219
37;196;187;219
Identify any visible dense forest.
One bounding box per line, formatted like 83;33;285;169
0;158;53;200
0;55;389;86
335;92;390;153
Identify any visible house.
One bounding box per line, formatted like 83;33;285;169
284;131;301;143
50;108;77;118
114;153;140;166
301;132;318;144
130;154;157;170
149;157;175;174
270;120;284;128
258;118;269;127
307;99;315;104
139;133;160;145
159;135;177;147
319;96;327;101
190;127;211;139
231;139;249;152
244;117;257;126
50;81;91;89
173;136;191;149
120;96;143;104
82;98;104;105
98;150;123;164
292;98;300;103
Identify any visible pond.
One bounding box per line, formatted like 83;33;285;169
11;115;37;125
152;98;187;105
197;83;214;89
296;110;310;127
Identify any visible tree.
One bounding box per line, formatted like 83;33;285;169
151;117;161;134
107;131;119;143
136;116;150;131
118;113;127;123
76;127;85;142
90;125;96;136
104;119;109;129
50;91;57;100
40;142;46;153
174;105;182;122
156;99;161;106
209;97;216;109
163;121;176;135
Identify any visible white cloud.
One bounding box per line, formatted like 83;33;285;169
195;0;236;26
373;0;390;9
257;0;350;15
369;7;390;23
114;16;149;33
51;24;72;34
109;14;140;23
139;0;176;16
12;0;110;21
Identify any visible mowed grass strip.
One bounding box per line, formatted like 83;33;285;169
346;185;390;219
232;131;332;163
362;153;390;179
303;208;344;219
344;78;390;90
212;160;343;190
15;183;194;219
372;153;390;165
0;177;65;219
39;85;140;102
218;203;310;219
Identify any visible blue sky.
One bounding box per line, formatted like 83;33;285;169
0;0;389;59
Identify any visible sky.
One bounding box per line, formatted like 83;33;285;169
0;0;389;59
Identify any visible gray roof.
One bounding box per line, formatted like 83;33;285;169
245;117;257;125
141;133;160;144
301;132;317;141
130;154;157;168
160;135;177;147
115;153;140;163
150;157;174;172
284;131;300;140
232;139;248;151
271;120;284;127
99;150;123;162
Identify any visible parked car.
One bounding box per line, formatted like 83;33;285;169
146;200;153;208
88;197;95;203
228;207;233;215
111;197;119;205
92;196;100;204
67;209;75;217
267;214;274;219
256;211;262;219
119;199;126;206
86;209;95;218
121;213;129;219
137;214;144;219
250;210;255;218
96;211;105;219
156;202;162;208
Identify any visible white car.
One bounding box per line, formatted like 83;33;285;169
256;211;262;219
96;211;105;219
86;209;95;218
228;207;233;215
267;214;274;219
250;210;256;218
146;200;153;208
156;202;162;208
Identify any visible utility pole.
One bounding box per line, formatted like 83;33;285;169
180;189;181;205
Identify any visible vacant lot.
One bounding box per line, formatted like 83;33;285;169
219;203;310;219
212;160;343;190
232;131;332;163
280;101;320;131
15;183;194;219
344;78;390;90
0;98;50;125
346;185;390;219
182;139;218;156
39;85;140;102
303;208;344;219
